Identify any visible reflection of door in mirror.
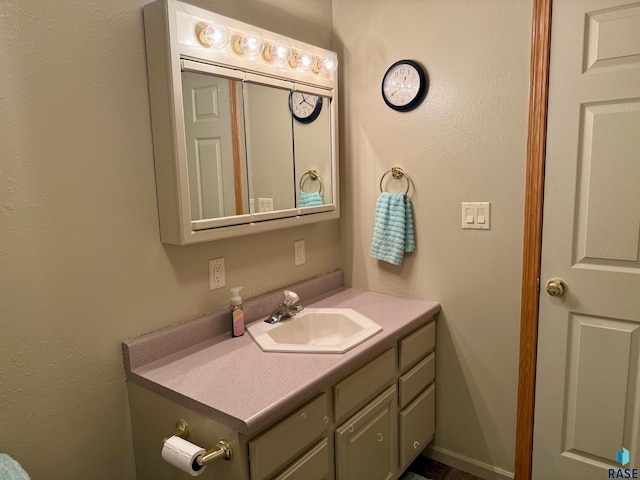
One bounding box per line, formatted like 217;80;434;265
293;95;332;207
243;83;295;214
181;72;247;221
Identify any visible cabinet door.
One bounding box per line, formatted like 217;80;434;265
399;384;435;470
250;394;328;480
334;347;396;422
398;352;435;409
273;439;330;480
335;386;397;480
399;320;435;372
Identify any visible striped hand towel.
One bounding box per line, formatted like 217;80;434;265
0;454;30;480
299;192;324;207
370;192;415;265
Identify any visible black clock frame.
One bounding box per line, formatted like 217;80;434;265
289;92;323;124
381;59;428;112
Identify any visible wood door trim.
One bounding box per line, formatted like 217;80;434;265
515;0;552;479
229;80;244;215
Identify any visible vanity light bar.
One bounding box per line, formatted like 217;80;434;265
195;22;337;75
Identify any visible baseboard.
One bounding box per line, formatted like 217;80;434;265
423;445;515;480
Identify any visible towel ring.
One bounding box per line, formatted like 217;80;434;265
300;169;324;196
379;167;410;194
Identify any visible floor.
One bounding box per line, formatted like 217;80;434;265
406;456;484;480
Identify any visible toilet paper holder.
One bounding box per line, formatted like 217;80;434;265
163;419;233;466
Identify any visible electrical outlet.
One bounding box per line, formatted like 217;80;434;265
294;240;306;266
208;258;225;290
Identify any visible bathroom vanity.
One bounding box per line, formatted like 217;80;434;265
123;272;439;479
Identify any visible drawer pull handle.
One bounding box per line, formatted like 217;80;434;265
413;441;420;449
377;433;384;442
300;412;307;419
348;425;354;433
323;416;329;424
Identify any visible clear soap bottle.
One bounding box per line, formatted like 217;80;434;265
229;287;245;337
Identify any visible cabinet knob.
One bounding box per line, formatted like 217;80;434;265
413;441;420;449
348;425;354;433
377;433;384;442
300;412;307;419
323;416;329;424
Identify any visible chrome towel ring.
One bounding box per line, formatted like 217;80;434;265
379;167;411;194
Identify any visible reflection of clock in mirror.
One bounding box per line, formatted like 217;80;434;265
289;91;323;123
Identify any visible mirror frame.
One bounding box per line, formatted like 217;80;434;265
143;0;339;244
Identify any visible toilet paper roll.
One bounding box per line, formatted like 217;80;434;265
161;435;207;476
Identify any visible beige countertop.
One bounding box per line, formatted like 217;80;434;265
123;272;440;436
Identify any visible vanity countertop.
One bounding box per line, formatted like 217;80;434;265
123;276;440;436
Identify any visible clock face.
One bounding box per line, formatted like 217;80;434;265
381;60;427;112
289;92;323;123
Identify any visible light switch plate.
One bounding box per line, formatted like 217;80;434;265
461;202;491;230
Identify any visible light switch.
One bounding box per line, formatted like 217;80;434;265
477;208;486;224
466;208;475;224
461;202;491;230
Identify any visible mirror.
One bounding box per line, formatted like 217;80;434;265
243;81;295;213
143;0;338;244
181;72;247;220
293;93;332;207
181;70;334;221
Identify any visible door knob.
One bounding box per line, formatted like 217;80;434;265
546;278;566;297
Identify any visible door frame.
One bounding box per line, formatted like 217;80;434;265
515;0;552;479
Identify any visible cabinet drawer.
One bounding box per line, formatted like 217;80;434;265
335;386;397;480
273;439;330;480
334;347;396;422
398;352;435;409
399;383;435;470
399;320;435;372
249;394;328;480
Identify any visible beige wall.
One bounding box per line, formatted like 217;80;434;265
0;1;335;479
333;0;530;476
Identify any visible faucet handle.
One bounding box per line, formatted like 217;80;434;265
283;290;300;306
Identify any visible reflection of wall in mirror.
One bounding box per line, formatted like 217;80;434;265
243;83;295;213
294;98;332;206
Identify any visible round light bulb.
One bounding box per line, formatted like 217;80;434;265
263;42;292;66
272;42;292;64
296;50;315;72
240;31;264;57
198;23;229;49
318;52;338;73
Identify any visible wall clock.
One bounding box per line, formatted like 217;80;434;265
289;91;323;123
381;59;428;112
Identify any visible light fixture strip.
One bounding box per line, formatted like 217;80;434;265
178;7;337;80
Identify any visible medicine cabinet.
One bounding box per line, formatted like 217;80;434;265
143;0;339;244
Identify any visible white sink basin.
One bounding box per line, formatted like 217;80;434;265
247;308;382;353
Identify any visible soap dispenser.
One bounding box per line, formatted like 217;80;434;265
229;287;244;337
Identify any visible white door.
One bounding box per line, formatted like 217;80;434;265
532;1;640;478
182;72;237;220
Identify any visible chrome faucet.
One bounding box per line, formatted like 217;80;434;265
265;290;303;324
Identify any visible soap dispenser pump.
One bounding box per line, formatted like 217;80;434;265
229;287;244;337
